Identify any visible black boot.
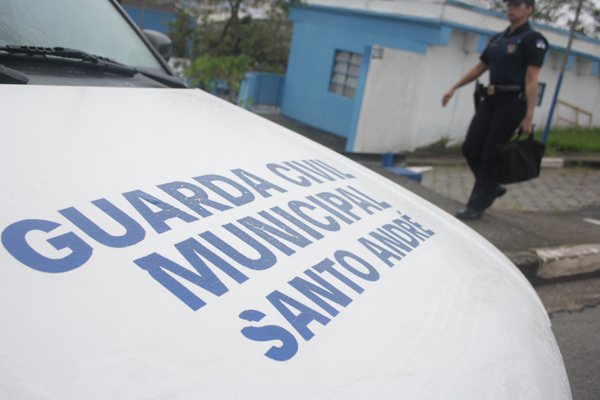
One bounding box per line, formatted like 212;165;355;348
495;185;507;198
455;207;483;220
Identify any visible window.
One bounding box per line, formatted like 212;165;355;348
537;82;546;106
330;50;362;98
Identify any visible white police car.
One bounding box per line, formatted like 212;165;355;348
0;0;571;398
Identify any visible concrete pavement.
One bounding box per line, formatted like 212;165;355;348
403;150;600;283
420;164;600;214
259;111;600;284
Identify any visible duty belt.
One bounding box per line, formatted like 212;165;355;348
486;84;523;95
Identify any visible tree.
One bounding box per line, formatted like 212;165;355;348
166;8;196;58
186;54;254;102
487;0;600;38
165;0;303;101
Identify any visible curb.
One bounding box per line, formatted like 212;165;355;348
405;154;600;169
563;158;600;169
508;243;600;284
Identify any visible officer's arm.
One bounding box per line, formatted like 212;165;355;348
519;65;541;135
442;62;489;107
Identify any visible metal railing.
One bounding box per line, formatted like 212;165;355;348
556;99;593;128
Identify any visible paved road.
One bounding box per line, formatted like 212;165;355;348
370;161;600;400
417;163;600;400
420;165;600;214
551;305;600;400
537;278;600;400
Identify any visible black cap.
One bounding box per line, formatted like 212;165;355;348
504;0;535;5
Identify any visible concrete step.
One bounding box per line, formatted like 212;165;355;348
509;243;600;284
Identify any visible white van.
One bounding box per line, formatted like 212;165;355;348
0;0;570;398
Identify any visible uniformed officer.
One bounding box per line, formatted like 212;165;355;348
442;0;548;220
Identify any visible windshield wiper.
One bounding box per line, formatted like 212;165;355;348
0;64;29;84
0;46;135;75
0;46;187;88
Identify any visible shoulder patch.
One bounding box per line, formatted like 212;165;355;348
536;39;547;50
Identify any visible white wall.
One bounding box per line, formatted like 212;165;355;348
352;31;485;153
352;46;426;153
415;30;483;148
314;1;600;153
553;76;598;128
523;51;600;130
351;27;600;154
420;35;600;148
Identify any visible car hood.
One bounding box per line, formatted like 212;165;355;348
0;85;570;399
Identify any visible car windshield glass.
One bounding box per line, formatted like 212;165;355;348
0;0;165;72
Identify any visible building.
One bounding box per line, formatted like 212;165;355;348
280;0;600;153
121;0;271;31
120;0;180;33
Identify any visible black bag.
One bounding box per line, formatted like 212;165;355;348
492;132;545;184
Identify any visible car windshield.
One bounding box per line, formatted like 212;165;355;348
0;0;165;72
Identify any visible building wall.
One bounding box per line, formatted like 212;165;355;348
352;47;427;152
281;14;358;138
414;30;484;147
551;57;600;128
527;51;600;130
281;5;449;139
122;5;177;34
238;72;285;110
354;31;600;153
284;2;600;153
305;0;446;19
350;31;486;153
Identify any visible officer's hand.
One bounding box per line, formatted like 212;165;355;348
442;89;454;107
518;116;534;136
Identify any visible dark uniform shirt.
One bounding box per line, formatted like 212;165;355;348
480;22;548;85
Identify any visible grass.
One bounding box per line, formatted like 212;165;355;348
429;126;600;155
533;127;600;154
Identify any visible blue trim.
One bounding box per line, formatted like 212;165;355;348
567;49;600;63
383;167;422;183
543;73;564;144
592;61;600;77
289;6;437;51
296;4;499;39
292;4;444;29
545;43;600;63
291;4;600;57
345;46;372;152
440;26;453;47
566;55;576;71
530;23;600;46
477;35;489;53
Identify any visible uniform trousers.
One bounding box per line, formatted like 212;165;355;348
462;92;527;211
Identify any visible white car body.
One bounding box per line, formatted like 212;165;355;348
0;85;571;399
0;0;570;398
